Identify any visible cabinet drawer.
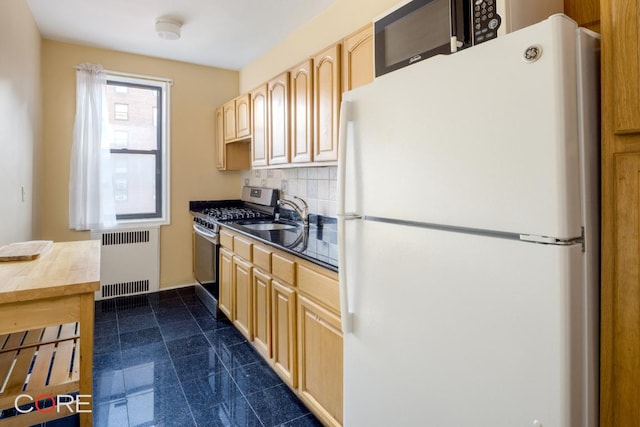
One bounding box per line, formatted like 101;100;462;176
272;253;296;285
220;229;234;249
297;263;340;314
253;244;272;272
234;235;253;261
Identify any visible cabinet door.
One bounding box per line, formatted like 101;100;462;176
232;256;253;340
272;280;297;388
314;44;342;162
253;268;272;359
603;153;640;424
251;84;269;167
290;60;314;164
343;24;374;92
223;99;237;142
219;247;233;319
236;93;251;139
268;72;290;165
215;107;225;170
298;295;343;426
564;0;600;31
600;0;640;424
610;0;640;133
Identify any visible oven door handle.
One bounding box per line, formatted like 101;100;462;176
193;224;219;245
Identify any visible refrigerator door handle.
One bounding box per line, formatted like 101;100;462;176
338;215;354;334
337;213;362;220
338;100;354;334
337;99;351;218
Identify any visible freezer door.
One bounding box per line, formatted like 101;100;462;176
342;219;596;426
340;15;598;240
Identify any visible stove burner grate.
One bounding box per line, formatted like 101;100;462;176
202;206;272;221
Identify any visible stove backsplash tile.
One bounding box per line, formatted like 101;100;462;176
241;167;338;218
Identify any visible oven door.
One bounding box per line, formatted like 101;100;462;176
193;224;218;285
193;223;221;317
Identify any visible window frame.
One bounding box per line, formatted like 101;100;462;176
105;73;171;226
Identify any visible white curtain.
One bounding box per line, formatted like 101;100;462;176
69;63;116;230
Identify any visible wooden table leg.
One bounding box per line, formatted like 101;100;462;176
78;293;94;427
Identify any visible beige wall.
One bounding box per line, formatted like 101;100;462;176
239;0;399;92
34;0;401;287
40;41;242;288
0;1;41;245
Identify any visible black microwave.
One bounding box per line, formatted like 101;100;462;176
374;0;502;77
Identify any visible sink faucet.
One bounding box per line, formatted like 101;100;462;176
277;196;309;227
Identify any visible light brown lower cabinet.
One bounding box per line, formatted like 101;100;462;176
219;227;342;426
252;268;272;359
218;247;233;319
298;294;343;427
602;152;640;423
232;256;253;340
271;279;297;388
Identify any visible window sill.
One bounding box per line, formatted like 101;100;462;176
96;218;169;231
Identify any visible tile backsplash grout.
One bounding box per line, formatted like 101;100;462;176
241;167;338;218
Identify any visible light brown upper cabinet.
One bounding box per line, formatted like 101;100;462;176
564;0;600;32
236;93;251;139
609;1;640;134
314;44;342;162
268;72;291;165
290;59;314;164
215;106;250;171
343;24;374;92
215;107;225;170
223;94;251;142
223;99;237;142
251;84;269;168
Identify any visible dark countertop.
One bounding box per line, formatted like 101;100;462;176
220;219;338;272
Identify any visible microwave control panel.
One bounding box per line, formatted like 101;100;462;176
472;0;501;45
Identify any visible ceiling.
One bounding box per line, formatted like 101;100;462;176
26;0;336;70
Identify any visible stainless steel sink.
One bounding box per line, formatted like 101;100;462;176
240;222;298;231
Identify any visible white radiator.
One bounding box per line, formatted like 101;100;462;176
90;227;160;300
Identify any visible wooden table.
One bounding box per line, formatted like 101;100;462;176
0;240;100;426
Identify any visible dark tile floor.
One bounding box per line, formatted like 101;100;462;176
29;287;322;427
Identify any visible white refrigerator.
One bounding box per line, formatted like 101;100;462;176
337;14;599;427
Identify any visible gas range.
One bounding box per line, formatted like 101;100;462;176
190;187;279;232
189;187;279;319
192;205;273;232
200;206;271;220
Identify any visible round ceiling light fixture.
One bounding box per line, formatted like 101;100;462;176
155;18;182;40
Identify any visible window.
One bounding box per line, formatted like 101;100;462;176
104;75;170;222
114;103;129;120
